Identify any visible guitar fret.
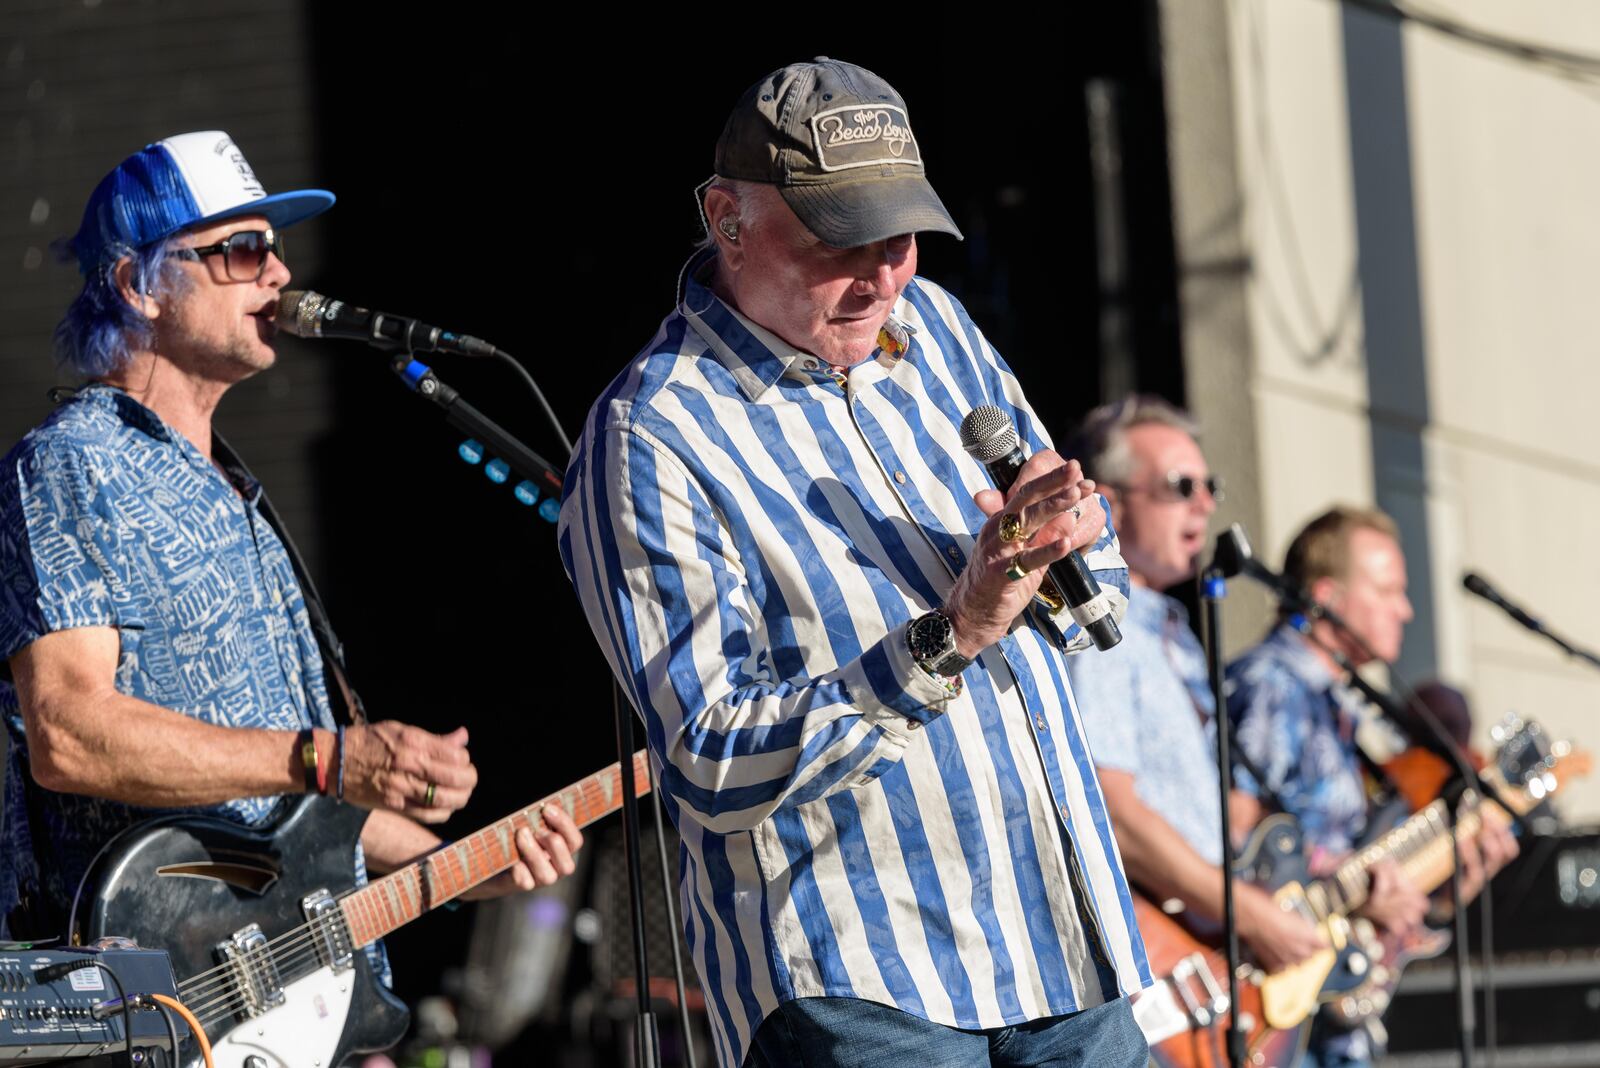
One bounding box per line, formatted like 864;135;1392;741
336;750;652;946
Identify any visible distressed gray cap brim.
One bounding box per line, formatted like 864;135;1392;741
779;172;963;248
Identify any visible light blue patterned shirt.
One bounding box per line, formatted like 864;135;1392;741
0;385;368;949
1067;585;1222;865
559;250;1152;1068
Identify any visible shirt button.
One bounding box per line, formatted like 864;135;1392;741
947;546;960;559
1060;803;1071;823
1035;716;1048;731
907;718;922;731
894;471;907;484
803;358;819;370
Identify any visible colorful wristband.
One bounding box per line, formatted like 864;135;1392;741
335;725;347;801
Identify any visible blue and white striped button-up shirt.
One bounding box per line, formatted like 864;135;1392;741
559;252;1152;1067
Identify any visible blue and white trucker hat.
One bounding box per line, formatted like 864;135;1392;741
70;130;334;273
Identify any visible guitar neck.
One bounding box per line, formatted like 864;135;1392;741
1325;791;1501;915
341;750;652;948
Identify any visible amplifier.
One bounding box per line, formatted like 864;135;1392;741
0;947;179;1064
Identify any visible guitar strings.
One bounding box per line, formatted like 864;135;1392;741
172;761;644;1021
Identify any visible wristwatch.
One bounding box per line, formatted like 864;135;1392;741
907;609;973;680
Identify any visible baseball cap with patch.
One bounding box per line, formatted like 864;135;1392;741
714;58;962;248
69;130;334;273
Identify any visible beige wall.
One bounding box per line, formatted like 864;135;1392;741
1169;0;1600;820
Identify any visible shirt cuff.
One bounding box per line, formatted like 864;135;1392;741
844;620;958;730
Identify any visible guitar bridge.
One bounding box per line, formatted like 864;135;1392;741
1170;952;1231;1026
302;889;353;972
217;923;285;1017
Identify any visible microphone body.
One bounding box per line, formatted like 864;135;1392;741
1462;572;1543;632
278;289;498;357
960;407;1122;650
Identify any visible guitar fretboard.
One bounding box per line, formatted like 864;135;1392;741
1324;785;1504;916
342;750;652;948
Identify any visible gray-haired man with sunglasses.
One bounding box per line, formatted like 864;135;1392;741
1064;396;1327;983
0;132;581;951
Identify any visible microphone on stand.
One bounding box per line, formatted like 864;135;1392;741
277;289;499;357
1463;571;1600;672
1462;572;1544;633
959;406;1121;651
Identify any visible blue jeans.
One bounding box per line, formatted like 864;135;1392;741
746;995;1149;1068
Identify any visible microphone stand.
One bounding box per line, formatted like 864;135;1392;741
1197;553;1247;1068
389;354;675;1068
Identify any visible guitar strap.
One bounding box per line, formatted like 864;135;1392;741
213;432;368;727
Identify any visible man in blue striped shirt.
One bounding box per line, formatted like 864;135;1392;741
560;59;1152;1067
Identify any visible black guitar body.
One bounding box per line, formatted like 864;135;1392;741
70;795;409;1068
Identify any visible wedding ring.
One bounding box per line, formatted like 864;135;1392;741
424;782;437;807
1006;557;1032;581
999;512;1027;543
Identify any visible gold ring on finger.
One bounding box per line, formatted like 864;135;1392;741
999;512;1027;543
1006;556;1032;581
424;781;437;807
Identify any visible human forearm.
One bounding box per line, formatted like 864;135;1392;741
25;684;304;806
1100;770;1233;918
12;627;476;819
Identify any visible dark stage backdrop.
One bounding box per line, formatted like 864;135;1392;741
1;2;1181;1054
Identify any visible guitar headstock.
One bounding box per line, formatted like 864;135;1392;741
1487;713;1592;817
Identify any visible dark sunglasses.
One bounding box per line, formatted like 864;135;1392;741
1118;471;1225;503
1157;471;1224;503
174;228;284;281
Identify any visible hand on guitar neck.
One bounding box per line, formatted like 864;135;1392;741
1357;859;1429;936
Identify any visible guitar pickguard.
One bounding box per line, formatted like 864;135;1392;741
210;965;355;1068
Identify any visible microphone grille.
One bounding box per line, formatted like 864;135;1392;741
960;405;1019;463
276;289;324;338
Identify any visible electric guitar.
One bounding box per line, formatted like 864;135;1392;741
1132;814;1356;1068
69;751;653;1068
1136;716;1588;1068
1320;716;1590;1034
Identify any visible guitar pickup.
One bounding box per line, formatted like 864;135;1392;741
217;923;285;1017
302;889;353;972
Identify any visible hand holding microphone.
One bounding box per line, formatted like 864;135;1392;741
952;406;1122;652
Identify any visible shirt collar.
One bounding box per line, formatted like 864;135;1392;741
68;382;175;443
676;247;917;402
1265;621;1342;691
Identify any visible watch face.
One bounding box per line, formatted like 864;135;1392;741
909;611;953;662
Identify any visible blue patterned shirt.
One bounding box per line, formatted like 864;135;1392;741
1067;586;1222;865
559;251;1153;1068
1225;624;1371;866
0;385;358;941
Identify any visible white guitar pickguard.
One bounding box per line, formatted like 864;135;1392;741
206;965;354;1068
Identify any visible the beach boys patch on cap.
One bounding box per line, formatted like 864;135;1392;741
810;104;923;172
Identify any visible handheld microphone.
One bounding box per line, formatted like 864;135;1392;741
1462;572;1544;633
959;406;1122;650
277;289;499;357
